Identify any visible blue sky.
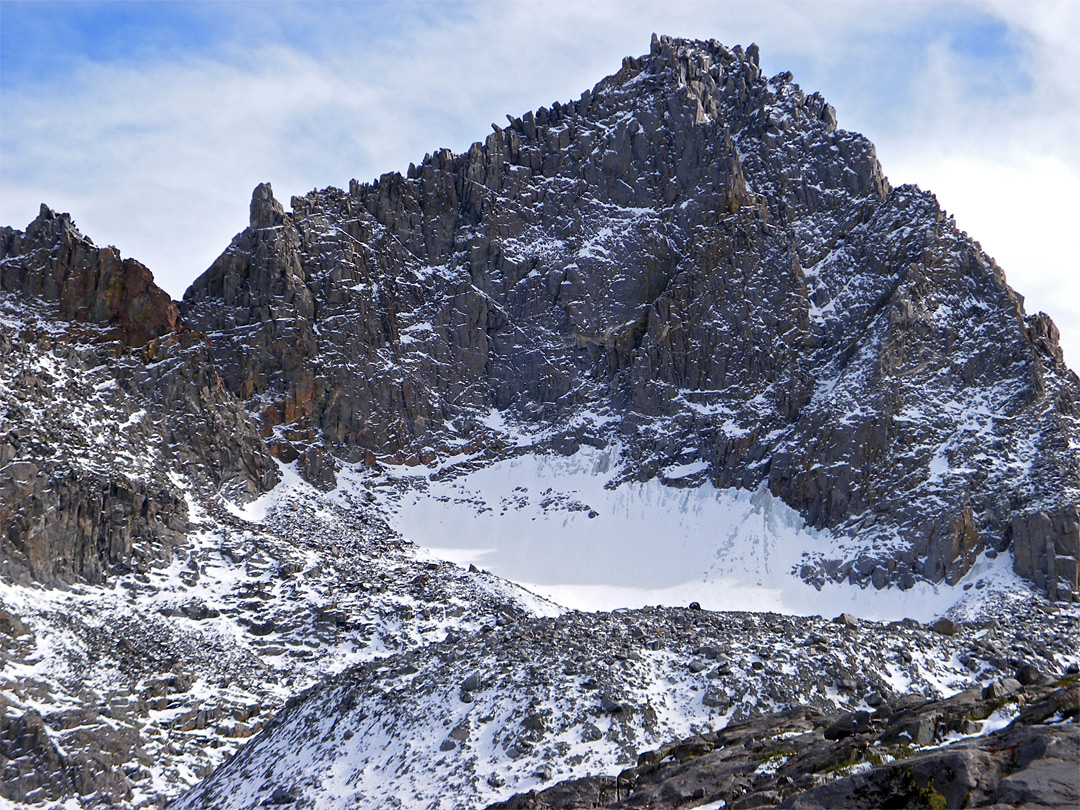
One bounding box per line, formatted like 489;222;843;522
1;0;1077;361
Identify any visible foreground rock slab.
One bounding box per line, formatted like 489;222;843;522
487;677;1080;810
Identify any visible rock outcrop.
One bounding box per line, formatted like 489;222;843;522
0;214;277;586
1011;507;1080;603
0;205;179;346
486;676;1080;810
0;699;141;806
179;36;1079;597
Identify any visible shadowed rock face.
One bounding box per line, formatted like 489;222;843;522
0;702;139;806
179;35;1079;597
0;313;278;585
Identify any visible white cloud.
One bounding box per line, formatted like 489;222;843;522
1;0;1075;363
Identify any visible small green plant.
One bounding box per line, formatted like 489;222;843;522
824;753;862;774
919;782;948;810
763;747;796;764
903;765;948;810
891;742;915;760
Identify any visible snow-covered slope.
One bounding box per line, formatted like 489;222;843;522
365;441;1029;622
174;421;1076;810
2;33;1079;810
176;584;1078;810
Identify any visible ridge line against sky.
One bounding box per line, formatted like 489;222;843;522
1;0;1077;364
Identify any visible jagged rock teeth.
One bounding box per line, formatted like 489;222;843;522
1;205;180;346
1;32;1079;810
249;182;286;230
171;35;1076;597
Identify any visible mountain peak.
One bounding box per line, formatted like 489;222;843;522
26;202;88;244
1;34;1078;810
174;34;1077;601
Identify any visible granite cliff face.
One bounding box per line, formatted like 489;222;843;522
180;35;1079;598
0;33;1079;810
0;207;277;586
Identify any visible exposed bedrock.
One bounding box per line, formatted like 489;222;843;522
0;212;278;587
0;205;179;346
175;36;1079;597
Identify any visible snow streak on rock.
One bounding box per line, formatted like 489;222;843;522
1;32;1079;810
178;36;1080;599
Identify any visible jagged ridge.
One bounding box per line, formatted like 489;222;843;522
176;35;1079;597
0;32;1078;810
0;210;277;586
1;205;179;346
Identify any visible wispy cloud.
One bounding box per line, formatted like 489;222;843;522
1;1;1076;361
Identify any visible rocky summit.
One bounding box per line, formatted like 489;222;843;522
178;34;1079;598
0;34;1078;810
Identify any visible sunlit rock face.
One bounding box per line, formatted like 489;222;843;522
1;205;181;346
181;35;1078;598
